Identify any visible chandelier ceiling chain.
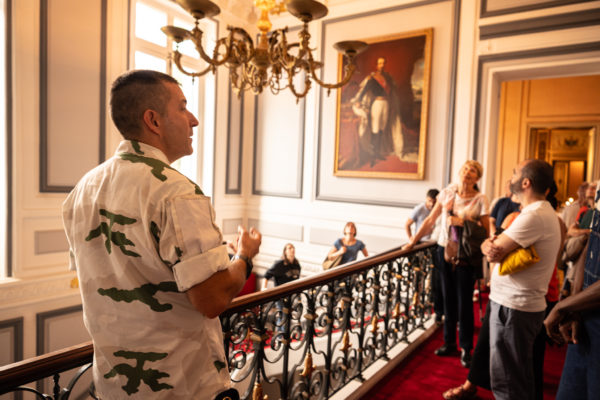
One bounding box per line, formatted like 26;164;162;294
161;0;367;101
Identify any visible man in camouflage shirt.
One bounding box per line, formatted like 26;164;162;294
63;70;261;399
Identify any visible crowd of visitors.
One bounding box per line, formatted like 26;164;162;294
398;159;599;400
62;69;597;399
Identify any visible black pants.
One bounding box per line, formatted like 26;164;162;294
468;302;491;389
437;245;475;351
431;244;445;318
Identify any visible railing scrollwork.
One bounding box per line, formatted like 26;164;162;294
0;242;436;400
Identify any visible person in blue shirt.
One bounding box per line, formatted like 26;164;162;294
326;222;369;265
405;188;439;242
405;188;443;323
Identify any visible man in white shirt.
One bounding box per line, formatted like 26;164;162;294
63;70;261;400
481;159;561;400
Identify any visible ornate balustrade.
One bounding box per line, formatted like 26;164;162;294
0;242;436;399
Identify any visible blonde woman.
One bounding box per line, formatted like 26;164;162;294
404;160;490;368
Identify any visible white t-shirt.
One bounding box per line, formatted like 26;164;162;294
63;141;232;399
489;200;561;312
437;184;490;247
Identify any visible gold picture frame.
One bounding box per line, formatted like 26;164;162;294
334;28;432;180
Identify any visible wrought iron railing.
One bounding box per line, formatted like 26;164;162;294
0;242;436;399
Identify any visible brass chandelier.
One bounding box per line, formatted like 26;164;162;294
161;0;367;100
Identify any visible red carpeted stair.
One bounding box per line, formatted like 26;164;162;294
361;292;566;399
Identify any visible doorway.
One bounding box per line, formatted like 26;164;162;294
529;127;593;204
488;73;600;205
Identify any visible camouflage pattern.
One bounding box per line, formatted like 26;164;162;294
62;141;231;399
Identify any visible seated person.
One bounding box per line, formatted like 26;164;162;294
326;222;369;265
262;243;301;289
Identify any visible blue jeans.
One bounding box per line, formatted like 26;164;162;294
557;209;600;400
556;311;600;400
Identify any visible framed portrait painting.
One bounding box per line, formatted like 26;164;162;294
334;28;432;180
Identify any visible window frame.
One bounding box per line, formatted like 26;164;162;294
130;0;216;192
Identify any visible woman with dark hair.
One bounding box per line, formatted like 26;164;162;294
326;222;369;266
404;160;490;368
262;243;301;289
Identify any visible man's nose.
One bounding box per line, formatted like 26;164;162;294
190;113;199;127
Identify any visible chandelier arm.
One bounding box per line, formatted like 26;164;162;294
286;69;311;100
267;28;288;65
191;32;233;67
172;51;215;78
309;62;356;90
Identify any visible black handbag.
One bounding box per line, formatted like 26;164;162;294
458;220;487;276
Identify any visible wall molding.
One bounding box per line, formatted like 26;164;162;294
248;218;304;241
473;41;600;161
251;63;306;198
0;275;79;309
225;85;244;195
35;305;83;393
222;218;243;235
480;8;600;40
480;0;594;19
39;0;107;192
0;316;23;363
34;229;69;255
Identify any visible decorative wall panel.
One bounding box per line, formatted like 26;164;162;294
40;0;107;192
36;306;90;395
226;86;244;194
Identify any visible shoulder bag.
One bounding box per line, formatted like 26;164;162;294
323;254;343;270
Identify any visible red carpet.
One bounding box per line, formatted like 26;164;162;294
362;293;566;399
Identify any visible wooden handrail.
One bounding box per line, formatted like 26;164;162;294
0;341;93;394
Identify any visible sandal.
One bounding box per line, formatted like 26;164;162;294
442;384;477;400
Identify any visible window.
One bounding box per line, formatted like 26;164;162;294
132;0;216;195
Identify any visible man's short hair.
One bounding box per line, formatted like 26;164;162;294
521;159;554;196
426;188;439;199
110;70;179;139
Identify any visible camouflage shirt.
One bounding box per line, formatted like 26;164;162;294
62;140;231;399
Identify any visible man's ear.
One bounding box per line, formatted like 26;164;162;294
142;109;161;136
521;177;532;190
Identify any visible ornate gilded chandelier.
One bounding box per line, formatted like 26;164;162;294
161;0;367;100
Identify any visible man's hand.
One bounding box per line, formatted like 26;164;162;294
544;306;580;345
481;236;499;262
186;226;261;319
481;234;518;263
235;226;261;259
